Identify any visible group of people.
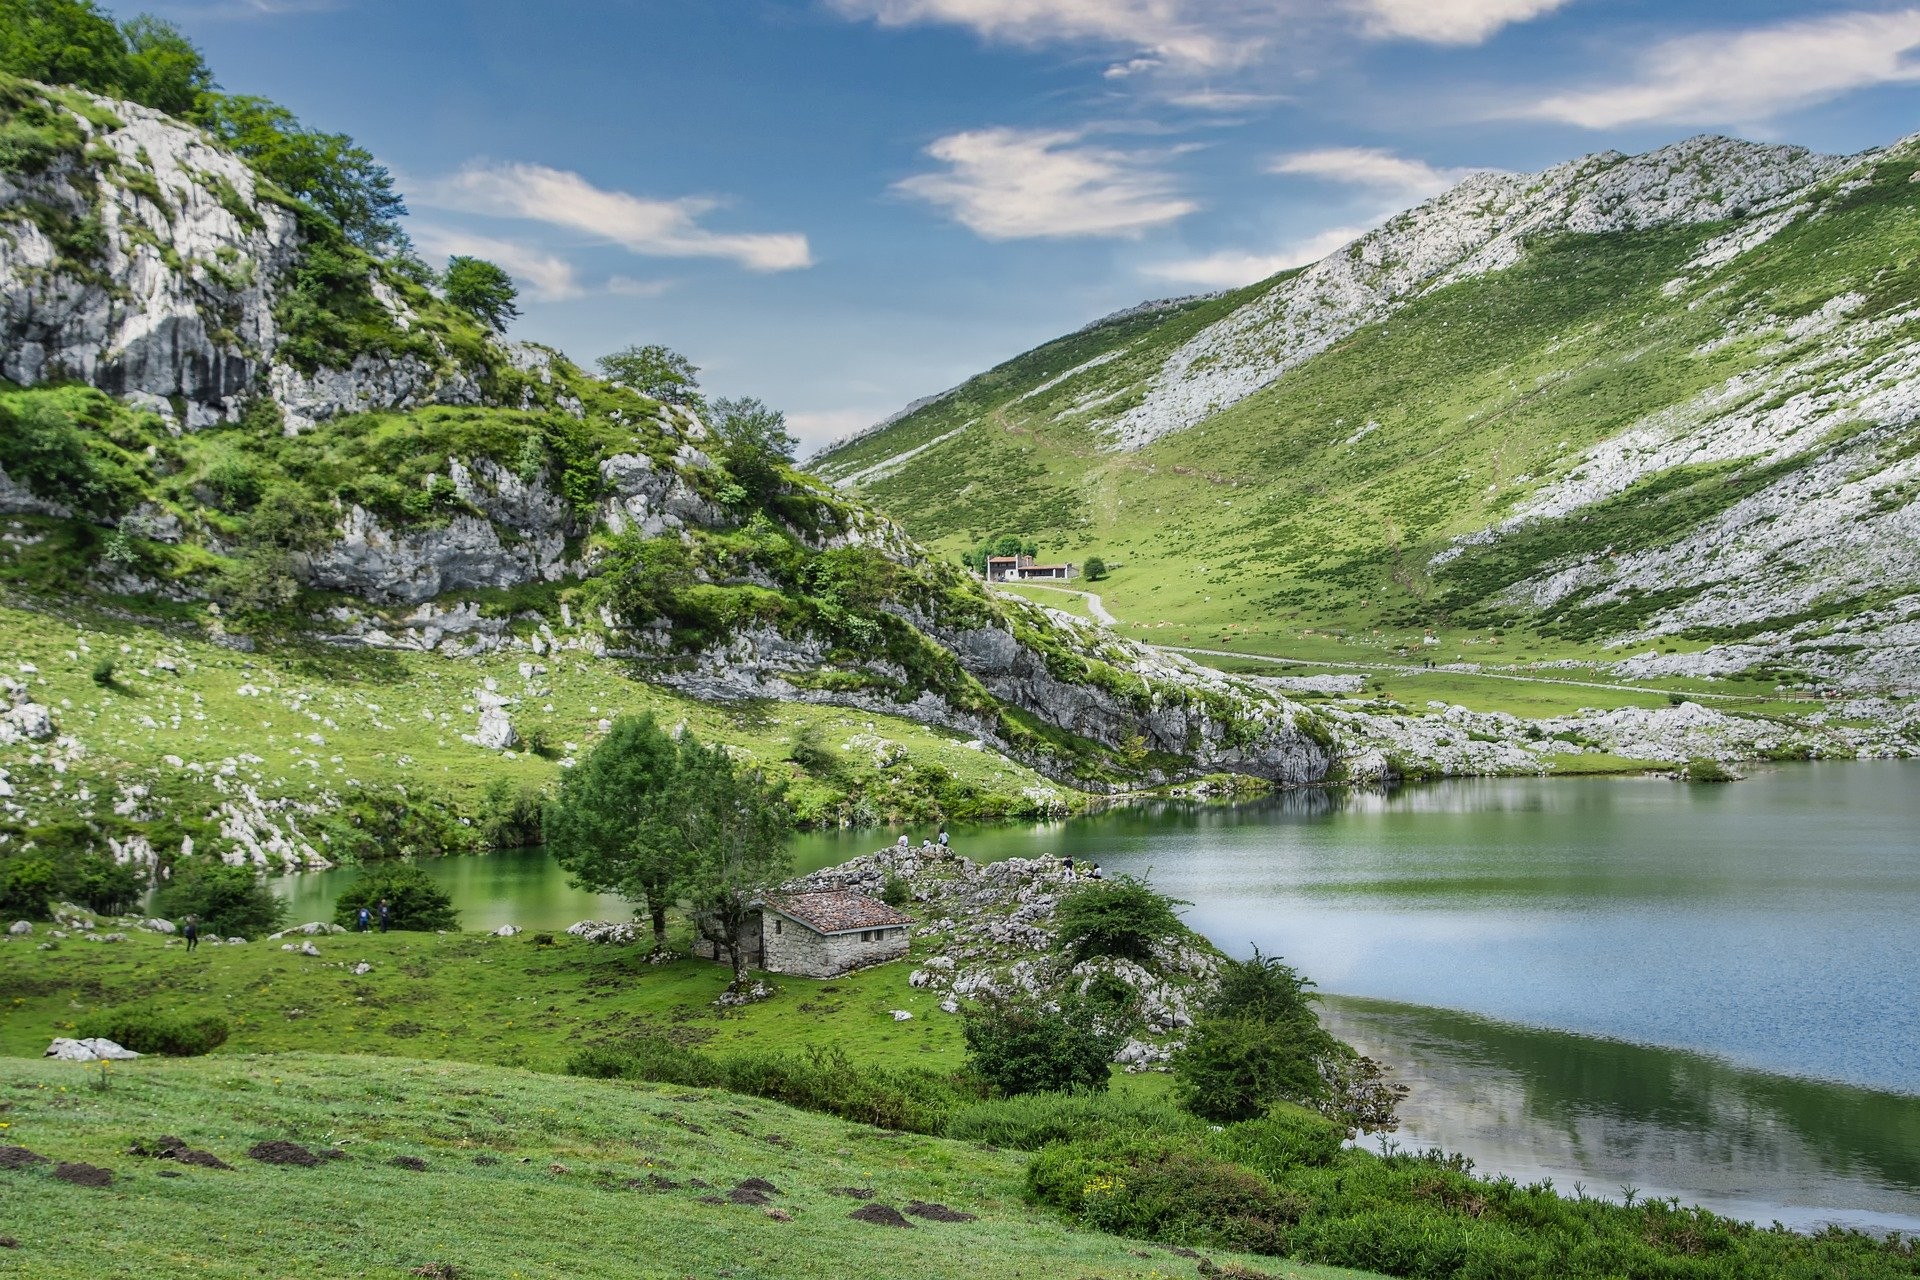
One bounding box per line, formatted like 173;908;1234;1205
353;899;392;933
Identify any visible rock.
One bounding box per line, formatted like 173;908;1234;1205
86;933;127;943
45;1037;139;1062
566;920;638;944
300;941;321;957
890;1010;914;1021
140;918;176;934
7;920;29;937
466;706;518;751
350;962;372;975
492;924;522;937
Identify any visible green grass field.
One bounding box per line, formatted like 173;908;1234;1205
0;1051;1377;1279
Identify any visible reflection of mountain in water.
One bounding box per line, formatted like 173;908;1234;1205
1324;996;1920;1234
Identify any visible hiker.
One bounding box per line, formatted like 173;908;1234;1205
182;915;199;954
896;834;910;850
937;828;949;850
377;898;391;933
356;905;371;933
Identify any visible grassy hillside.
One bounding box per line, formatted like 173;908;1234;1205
817;142;1920;714
0;1051;1368;1279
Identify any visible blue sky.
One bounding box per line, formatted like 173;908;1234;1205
147;0;1920;450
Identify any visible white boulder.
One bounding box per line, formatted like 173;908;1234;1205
46;1037;139;1062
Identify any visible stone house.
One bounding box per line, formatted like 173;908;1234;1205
692;889;913;978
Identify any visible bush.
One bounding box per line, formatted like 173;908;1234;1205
153;862;286;939
1052;874;1189;964
330;863;459;932
946;1090;1200;1151
1208;1103;1346;1174
1028;1137;1304;1255
479;777;544;849
74;1008;228;1056
1174;1016;1328;1122
962;997;1120;1097
90;657;115;687
0;854;62;918
880;874;912;908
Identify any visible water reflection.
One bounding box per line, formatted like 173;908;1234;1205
1325;996;1920;1234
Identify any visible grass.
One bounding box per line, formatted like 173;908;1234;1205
816;156;1920;723
0;595;1079;862
0;1051;1379;1280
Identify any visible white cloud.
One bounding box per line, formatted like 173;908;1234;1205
1164;88;1286;111
605;276;675;299
415;162;812;272
1526;8;1920;128
1267;147;1464;199
829;0;1256;70
896;127;1198;239
1353;0;1571;45
1141;223;1371;288
412;227;584;302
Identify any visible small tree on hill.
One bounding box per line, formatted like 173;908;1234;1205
544;714;688;954
443;255;519;330
154;862;286;938
598;344;702;407
676;739;791;987
711;395;796;503
331;863;460;932
963;995;1119;1096
1052;874;1189;965
1083;556;1108;581
1173;1015;1328;1122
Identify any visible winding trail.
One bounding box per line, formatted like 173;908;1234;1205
1000;583;1787;707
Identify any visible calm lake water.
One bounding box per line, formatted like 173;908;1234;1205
273;761;1920;1232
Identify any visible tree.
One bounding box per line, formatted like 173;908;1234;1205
194;94;407;252
710;395;796;503
120;15;212;117
676;738;791;987
153;862;287;938
962;996;1120;1096
544;714;687;954
1083;556;1108;581
330;863;459;932
0;0;132;99
597;344;701;407
1052;875;1189;965
443;255;519;330
1173;1015;1328;1122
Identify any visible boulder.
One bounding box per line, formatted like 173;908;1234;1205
492;924;522;937
140;918;176;934
6;920;30;937
45;1037;139;1062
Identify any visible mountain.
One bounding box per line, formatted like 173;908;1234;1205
0;75;1361;876
813;133;1920;711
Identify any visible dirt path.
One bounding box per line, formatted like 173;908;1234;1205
994;582;1118;625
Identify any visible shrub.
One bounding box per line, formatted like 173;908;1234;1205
153;862;286;939
1174;1016;1328;1122
880;874;912;908
330;863;459;932
1684;757;1736;783
564;1034;720;1088
962;997;1120;1097
1208;1103;1346;1174
479;777;544;849
946;1090;1200;1151
0;853;62;917
74;1008;229;1056
1028;1137;1304;1255
1051;874;1189;964
90;657;116;687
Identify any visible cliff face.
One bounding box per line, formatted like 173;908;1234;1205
0;78;1334;794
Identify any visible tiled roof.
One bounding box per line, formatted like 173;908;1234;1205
763;890;913;935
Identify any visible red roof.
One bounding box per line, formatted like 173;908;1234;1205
763;891;913;935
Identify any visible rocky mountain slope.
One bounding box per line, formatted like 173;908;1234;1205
814;133;1920;722
0;75;1359;875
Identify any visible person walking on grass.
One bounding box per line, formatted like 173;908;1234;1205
182;915;199;954
356;904;371;933
377;898;391;933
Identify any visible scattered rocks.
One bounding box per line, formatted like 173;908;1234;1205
247;1141;322;1167
905;1201;977;1222
848;1202;915;1228
51;1161;113;1188
565;920;637;944
713;980;773;1008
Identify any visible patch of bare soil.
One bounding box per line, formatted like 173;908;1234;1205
247;1141;321;1167
390;1155;428;1171
130;1135;231;1169
0;1146;47;1170
829;1185;875;1199
51;1162;113;1188
905;1201;976;1223
848;1203;914;1228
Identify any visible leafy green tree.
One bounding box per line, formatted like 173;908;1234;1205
1207;949;1325;1035
1083;555;1108;581
120;15;211;117
0;0;131;98
0;853;62;918
330;863;459;932
676;737;791;986
710;395;796;503
544;714;687;953
1052;874;1189;965
962;996;1120;1096
195;94;406;251
154;862;287;938
597;344;701;407
441;254;519;330
1172;1015;1328;1122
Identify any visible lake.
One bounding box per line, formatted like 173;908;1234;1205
272;760;1920;1232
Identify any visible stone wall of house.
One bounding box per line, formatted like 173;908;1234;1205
691;913;764;969
763;918;909;978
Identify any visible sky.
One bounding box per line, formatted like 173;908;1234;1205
144;0;1920;452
